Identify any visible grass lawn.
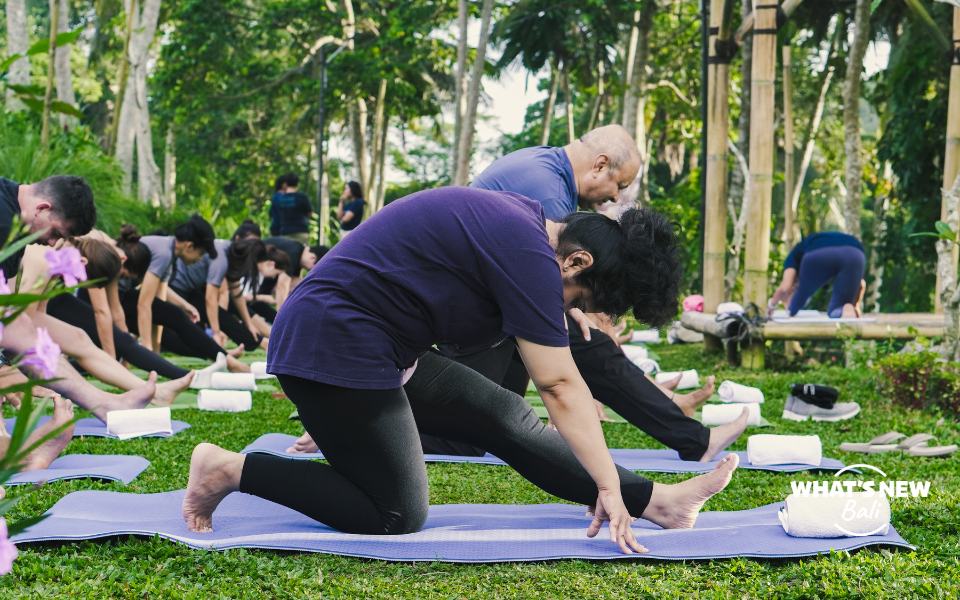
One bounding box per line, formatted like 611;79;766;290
1;344;959;598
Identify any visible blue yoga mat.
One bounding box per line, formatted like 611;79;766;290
240;433;851;473
12;490;913;562
5;455;150;486
4;417;191;440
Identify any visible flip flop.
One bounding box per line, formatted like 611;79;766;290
896;433;959;457
839;431;906;453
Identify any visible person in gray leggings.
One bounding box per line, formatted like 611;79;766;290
181;187;740;555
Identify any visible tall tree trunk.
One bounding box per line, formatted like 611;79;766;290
164;125;176;208
586;60;604;131
790;20;840;226
55;0;77;129
454;0;494;186
5;0;30;111
376;115;389;211
562;60;575;143
621;10;640;130
108;0;137;155
625;2;656;200
725;139;751;300
782;45;796;253
937;174;960;360
729;0;753;215
843;0;871;239
366;79;387;217
41;0;61;146
866;168;889;312
452;0;468;178
540;57;559;145
349;97;369;194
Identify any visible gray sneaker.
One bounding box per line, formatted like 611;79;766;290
782;395;861;422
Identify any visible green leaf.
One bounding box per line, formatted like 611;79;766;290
6;515;49;538
26;28;84;57
18;95;44;113
5;83;45;97
935;221;953;236
870;0;884;13
0;228;45;265
0;53;23;73
51;100;84;118
909;232;942;238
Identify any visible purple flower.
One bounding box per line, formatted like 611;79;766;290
0;519;17;575
0;272;10;295
0;322;4;345
45;247;87;287
21;328;60;379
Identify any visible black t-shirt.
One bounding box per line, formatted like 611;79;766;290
263;236;305;278
0;178;23;279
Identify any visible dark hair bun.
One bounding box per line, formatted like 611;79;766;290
119;223;141;244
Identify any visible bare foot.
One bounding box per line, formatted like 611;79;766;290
657;373;682;391
182;443;245;533
88;372;158;422
227;344;245;358
641;453;739;529
841;303;858;318
23;395;75;471
286;432;319;454
595;400;615;422
699;407;748;462
226;356;251;373
151;371;196;406
673;376;716;418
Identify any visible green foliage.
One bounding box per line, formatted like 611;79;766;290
876;347;960;419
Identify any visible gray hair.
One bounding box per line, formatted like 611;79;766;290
579;125;641;172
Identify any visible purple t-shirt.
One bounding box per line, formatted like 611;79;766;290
267;187;570;389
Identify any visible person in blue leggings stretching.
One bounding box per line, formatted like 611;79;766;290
768;231;866;318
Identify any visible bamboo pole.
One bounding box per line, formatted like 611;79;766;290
562;60;575;143
735;0;806;43
936;7;960;313
40;0;60;146
702;0;731;352
741;0;779;369
681;311;944;342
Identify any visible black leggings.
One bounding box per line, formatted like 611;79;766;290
241;350;655;535
230;300;277;323
51;293;189;380
118;289;227;361
437;318;710;461
176;289;262;350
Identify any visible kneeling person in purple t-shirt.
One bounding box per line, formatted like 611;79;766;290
180;187;740;555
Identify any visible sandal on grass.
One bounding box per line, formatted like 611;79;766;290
895;433;959;457
839;431;906;454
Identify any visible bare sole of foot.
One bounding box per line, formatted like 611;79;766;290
286;432;319;454
151;371;196;406
841;303;858;319
699;407;748;462
182;443;245;533
674;376;716;418
642;453;740;529
659;374;682;391
227;344;245;358
89;372;158;422
23;396;75;471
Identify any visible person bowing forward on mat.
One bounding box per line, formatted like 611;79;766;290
181;187;740;555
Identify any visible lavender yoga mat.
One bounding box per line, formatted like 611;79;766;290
4;417;191;439
239;434;850;473
12;490;913;562
5;455;150;486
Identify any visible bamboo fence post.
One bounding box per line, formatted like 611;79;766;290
937;7;960;313
742;0;779;369
702;0;732;352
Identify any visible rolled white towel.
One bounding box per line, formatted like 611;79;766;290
197;389;253;412
634;358;660;374
630;330;660;343
716;302;744;316
718;380;765;404
620;345;648;361
702;403;760;426
747;434;822;466
655;369;699;389
105;407;173;440
210;372;257;391
779;492;890;538
250;362;276;379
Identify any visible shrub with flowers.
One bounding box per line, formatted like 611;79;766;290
0;223;89;575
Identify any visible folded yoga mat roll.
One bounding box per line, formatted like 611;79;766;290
747;434;822;466
210;372;257;390
197;390;252;412
702;403;761;426
655;369;699;389
620;345;648;361
630;329;660;343
105;407;173;440
718;380;765;404
250;362;276;379
779;492;890;538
